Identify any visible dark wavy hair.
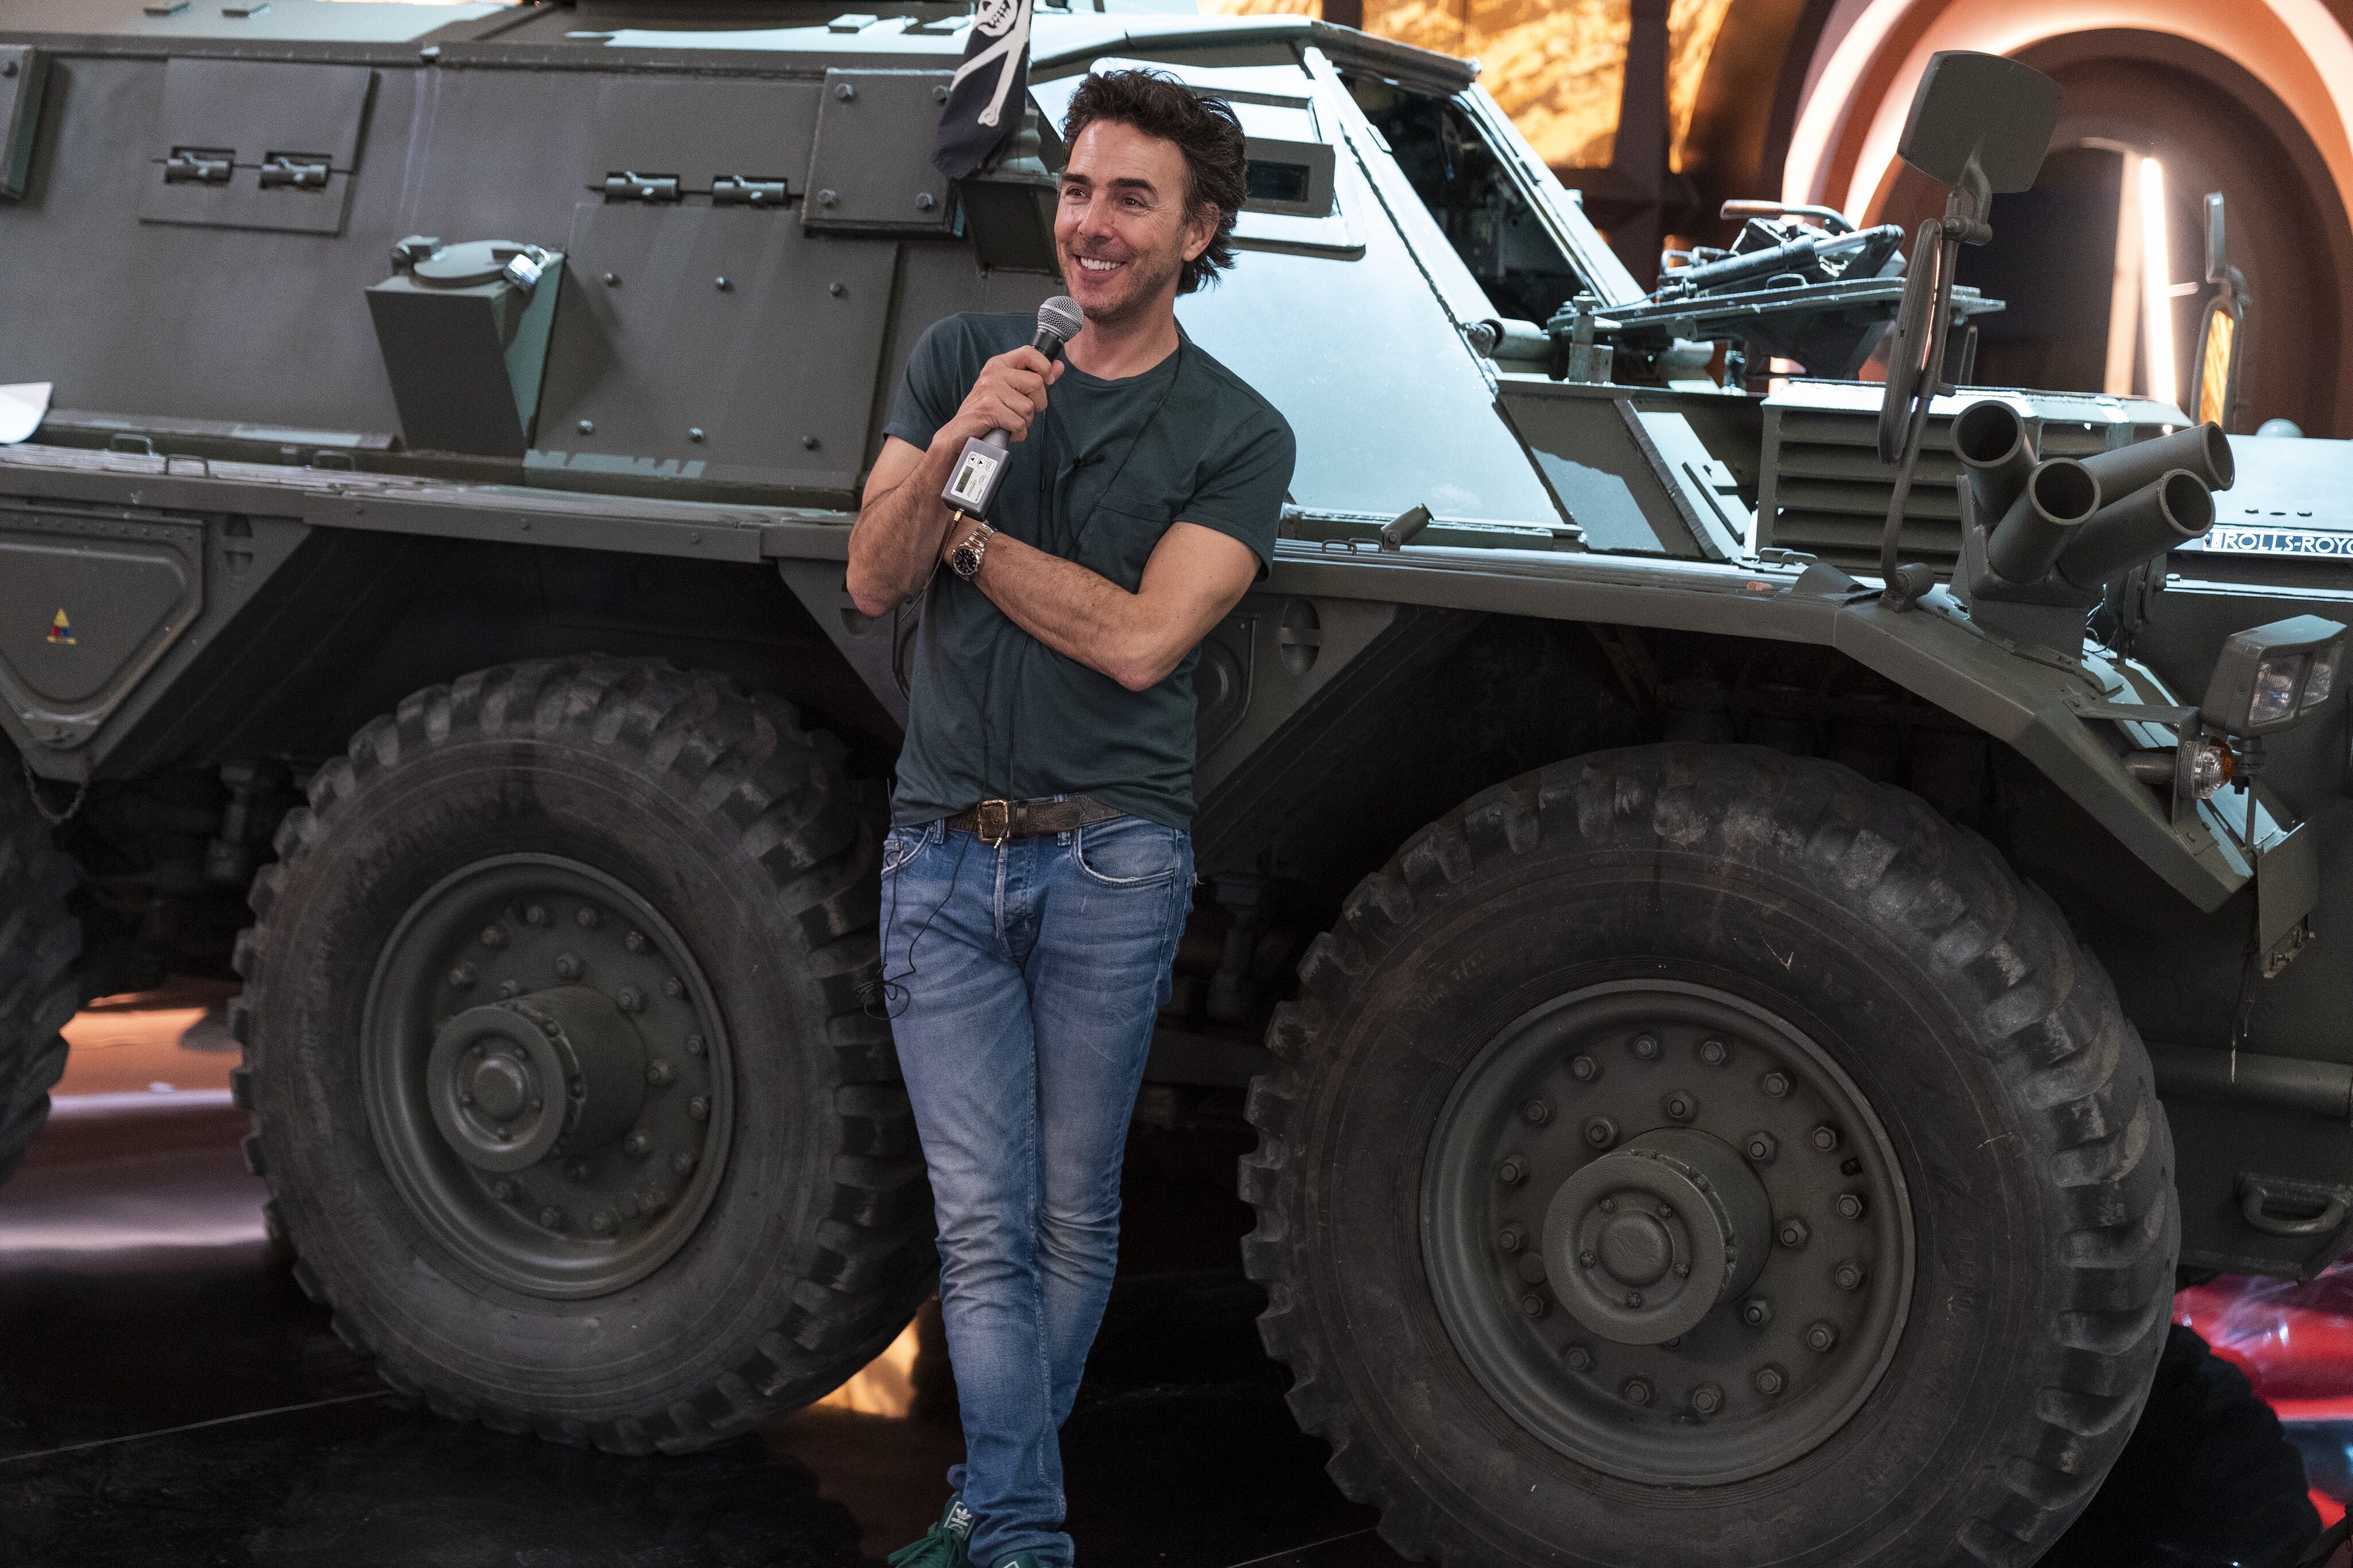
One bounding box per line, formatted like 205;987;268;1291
1060;69;1248;294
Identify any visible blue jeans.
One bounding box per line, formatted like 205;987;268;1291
880;813;1194;1568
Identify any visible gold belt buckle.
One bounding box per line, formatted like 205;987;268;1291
975;798;1012;847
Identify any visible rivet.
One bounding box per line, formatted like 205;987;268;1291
1496;1156;1526;1187
1837;1192;1867;1220
916;191;936;210
1564;1343;1592;1372
1811;1124;1842;1152
803;435;820;449
1699;1038;1727;1066
833;81;855;99
1741;1297;1773;1327
715;276;730;291
555;954;581;980
539;1207;565;1229
625;931;647;953
663;977;684;999
539;1018;560;1037
1778;1218;1811;1249
591;1210;616;1235
688;427;705;443
1497;1225;1525;1253
1691;1383;1723;1416
1665;1092;1695;1121
688;1095;709;1120
576;907;601;929
1834;1261;1866;1292
448;963;477;988
670;1151;697;1175
577;419;595;435
1598;1196;1616;1214
647;1059;676;1086
932;84;948;103
1522;1099;1552;1125
1520;1291;1546;1318
490;1179;515;1200
602;271;619;286
1806;1321;1839;1353
1583;1117;1617;1150
481;924;509;949
1621;1377;1653;1406
1568;1053;1599;1082
1656;1203;1673;1219
1672;1261;1690;1277
818;189;838;207
1623;1290;1642;1308
497;980;522;999
1633;1033;1660;1061
828;281;845;296
524;905;549;926
616;987;643;1012
1754;1365;1787;1396
1745;1131;1779;1164
624;1131;651;1156
685;1034;706;1056
1579;1250;1598;1268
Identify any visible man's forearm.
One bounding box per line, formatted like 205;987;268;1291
972;534;1191;693
847;445;962;614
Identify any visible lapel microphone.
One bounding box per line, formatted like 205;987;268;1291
939;295;1084;522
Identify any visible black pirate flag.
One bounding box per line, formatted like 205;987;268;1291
932;0;1035;179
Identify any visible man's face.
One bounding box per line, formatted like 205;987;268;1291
1055;119;1218;326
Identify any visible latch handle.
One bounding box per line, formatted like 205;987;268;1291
2238;1174;2350;1237
259;153;331;190
163;147;233;185
603;171;681;204
712;175;789;207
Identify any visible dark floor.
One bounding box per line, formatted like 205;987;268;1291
0;991;2344;1568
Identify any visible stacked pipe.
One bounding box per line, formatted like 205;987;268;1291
1951;401;2228;596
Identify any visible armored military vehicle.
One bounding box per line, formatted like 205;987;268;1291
0;3;2347;1563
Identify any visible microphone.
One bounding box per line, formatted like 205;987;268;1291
939;296;1083;521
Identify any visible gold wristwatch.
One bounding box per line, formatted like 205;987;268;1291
948;518;996;580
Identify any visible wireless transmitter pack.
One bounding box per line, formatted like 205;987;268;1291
939;295;1085;523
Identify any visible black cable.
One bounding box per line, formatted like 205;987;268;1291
861;825;977;1022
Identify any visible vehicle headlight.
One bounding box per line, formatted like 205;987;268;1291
2199;615;2350;739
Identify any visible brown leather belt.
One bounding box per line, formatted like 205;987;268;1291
944;794;1124;847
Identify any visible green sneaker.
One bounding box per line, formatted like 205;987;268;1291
887;1494;977;1568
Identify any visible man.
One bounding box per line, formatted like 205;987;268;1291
845;69;1294;1568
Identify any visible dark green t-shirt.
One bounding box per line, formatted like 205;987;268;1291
881;311;1295;831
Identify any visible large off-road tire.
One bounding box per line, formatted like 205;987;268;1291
0;754;79;1186
1241;744;2178;1567
232;658;931;1453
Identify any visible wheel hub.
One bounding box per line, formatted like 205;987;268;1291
425;987;647;1173
1422;980;1914;1486
1543;1129;1770;1345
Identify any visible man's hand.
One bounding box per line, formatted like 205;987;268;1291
846;346;1067;617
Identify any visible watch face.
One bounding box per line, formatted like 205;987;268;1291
952;542;981;578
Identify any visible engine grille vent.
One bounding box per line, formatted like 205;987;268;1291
1758;383;2177;576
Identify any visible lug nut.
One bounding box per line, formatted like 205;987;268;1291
1777;1218;1811;1249
1564;1343;1593;1372
1623;1290;1643;1308
481;924;509;948
566;1159;591;1180
538;1207;565;1229
1837;1192;1868;1220
1805;1321;1839;1353
497;980;522;999
1498;1225;1525;1253
1568;1053;1599;1082
576;907;601;929
1745;1131;1779;1164
1655;1203;1674;1219
625;930;647;953
1622;1377;1654;1405
1598;1196;1616;1214
1672;1261;1691;1277
670;1151;697;1175
555;953;581;980
685;1034;707;1057
591;1210;616;1235
1633;1033;1660;1061
1741;1297;1774;1327
624;1131;652;1156
687;1095;709;1120
448;963;477;988
616;987;643;1012
1834;1260;1866;1292
1691;1382;1724;1416
1699;1038;1727;1067
1754;1365;1787;1396
647;1059;676;1086
663;977;684;999
1583;1117;1618;1149
1762;1071;1791;1098
1522;1099;1552;1125
1811;1124;1842;1152
1664;1092;1696;1121
524;905;549;926
490;1179;515;1200
1521;1292;1546;1318
1579;1250;1598;1268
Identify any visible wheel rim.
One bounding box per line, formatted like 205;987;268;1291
1422;979;1914;1485
363;853;735;1299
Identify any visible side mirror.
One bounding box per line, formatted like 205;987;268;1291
2190;191;2250;430
1874;52;2064;605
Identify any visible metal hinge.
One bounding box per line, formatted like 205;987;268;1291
163;147;232;184
258;153;330;190
712;175;790;207
603;171;681;204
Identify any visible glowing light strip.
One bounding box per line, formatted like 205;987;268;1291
2139;156;2177;404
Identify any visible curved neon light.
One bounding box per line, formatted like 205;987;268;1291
1782;0;2353;229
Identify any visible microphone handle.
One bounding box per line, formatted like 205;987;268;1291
942;330;1068;517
